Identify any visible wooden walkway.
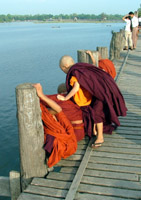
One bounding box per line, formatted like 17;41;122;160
18;37;141;200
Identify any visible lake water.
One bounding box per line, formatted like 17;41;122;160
0;22;124;183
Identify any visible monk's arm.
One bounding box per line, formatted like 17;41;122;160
86;51;96;65
33;83;62;113
57;81;80;101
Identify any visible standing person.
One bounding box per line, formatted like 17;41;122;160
122;14;133;50
57;55;127;148
129;11;139;49
139;16;141;29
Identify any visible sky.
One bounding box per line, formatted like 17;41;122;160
0;0;140;15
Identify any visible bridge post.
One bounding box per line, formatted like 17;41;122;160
77;50;99;66
96;46;108;59
110;32;122;60
16;83;47;191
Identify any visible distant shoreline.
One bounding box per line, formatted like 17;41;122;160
0;19;123;24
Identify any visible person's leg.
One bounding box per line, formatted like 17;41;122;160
128;32;133;49
92;122;104;148
124;31;128;49
95;122;104;143
132;28;137;49
134;27;138;48
93;124;97;135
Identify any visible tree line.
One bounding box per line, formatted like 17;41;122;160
0;13;124;22
0;10;140;23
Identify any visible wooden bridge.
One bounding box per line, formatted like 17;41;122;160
16;36;141;200
0;32;141;200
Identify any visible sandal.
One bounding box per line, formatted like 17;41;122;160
91;142;103;149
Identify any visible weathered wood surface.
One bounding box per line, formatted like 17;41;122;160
10;171;21;200
77;49;99;66
109;30;125;60
18;36;141;200
0;176;10;197
0;171;21;199
16;83;47;190
96;46;108;59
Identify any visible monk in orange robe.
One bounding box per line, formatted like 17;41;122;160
33;83;77;168
86;50;116;79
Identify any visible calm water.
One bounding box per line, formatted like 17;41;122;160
0;22;124;180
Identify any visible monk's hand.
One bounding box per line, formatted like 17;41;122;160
32;83;43;98
57;94;66;101
86;50;92;56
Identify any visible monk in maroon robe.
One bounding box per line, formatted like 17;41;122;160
57;55;127;148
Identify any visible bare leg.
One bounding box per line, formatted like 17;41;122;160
95;122;104;144
92;122;104;148
93;124;97;136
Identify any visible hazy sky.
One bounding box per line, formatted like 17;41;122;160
0;0;140;15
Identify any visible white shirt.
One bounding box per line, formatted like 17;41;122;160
132;16;139;27
124;19;131;32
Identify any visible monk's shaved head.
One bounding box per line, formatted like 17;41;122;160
59;55;75;74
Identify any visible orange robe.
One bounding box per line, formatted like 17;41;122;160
70;76;92;106
98;59;116;79
43;94;85;142
40;102;77;168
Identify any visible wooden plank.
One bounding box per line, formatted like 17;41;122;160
60;167;78;174
101;141;141;149
47;172;74;181
81;176;141;190
24;185;67;198
116;127;141;132
89;156;141;167
0;176;10;197
75;192;127;200
78;183;141;199
93;146;141;154
77;144;87;149
120;122;141;127
65;139;93;200
104;133;141;140
18;193;60;200
91;151;141;160
31;177;71;189
84;169;138;181
56;160;80;167
117;126;141;131
65;154;83;161
75;149;85;155
103;137;141;145
10;171;21;200
120;122;141;128
87;162;141;174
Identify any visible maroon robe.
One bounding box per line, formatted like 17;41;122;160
66;63;127;137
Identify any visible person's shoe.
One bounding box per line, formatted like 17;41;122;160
123;46;128;50
129;47;133;50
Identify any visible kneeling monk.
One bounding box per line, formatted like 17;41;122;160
33;83;77;168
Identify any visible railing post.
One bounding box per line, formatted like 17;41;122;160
77;50;99;66
16;83;47;191
96;47;108;59
110;32;121;60
10;171;21;200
